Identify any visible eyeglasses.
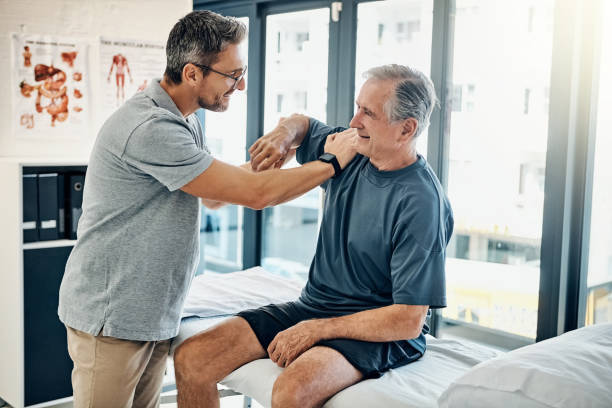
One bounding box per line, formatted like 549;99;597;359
191;63;247;90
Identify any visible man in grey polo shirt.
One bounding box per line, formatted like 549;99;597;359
58;10;357;408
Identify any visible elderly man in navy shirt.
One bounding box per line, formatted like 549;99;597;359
174;64;454;408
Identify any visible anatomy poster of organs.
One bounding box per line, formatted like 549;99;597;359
99;37;165;121
12;33;89;138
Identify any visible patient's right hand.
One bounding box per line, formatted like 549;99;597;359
324;128;358;169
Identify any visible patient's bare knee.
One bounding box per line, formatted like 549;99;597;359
174;337;217;385
271;374;309;408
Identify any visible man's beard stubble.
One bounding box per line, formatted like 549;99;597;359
198;94;228;112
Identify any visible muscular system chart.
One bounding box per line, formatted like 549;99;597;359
99;37;165;122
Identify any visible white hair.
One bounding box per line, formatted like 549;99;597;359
364;64;438;137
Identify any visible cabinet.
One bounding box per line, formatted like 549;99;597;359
0;159;86;408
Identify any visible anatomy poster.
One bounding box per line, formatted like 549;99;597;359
99;37;165;121
12;33;90;138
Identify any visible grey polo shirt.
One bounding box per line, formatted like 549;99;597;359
58;79;213;341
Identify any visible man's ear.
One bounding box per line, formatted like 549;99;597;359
182;63;200;86
400;117;418;141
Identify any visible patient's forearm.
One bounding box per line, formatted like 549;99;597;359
280;113;310;148
315;304;428;342
249;114;310;171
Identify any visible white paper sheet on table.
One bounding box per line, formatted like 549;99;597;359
221;335;501;408
181;266;304;318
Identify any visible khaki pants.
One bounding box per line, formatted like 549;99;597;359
66;326;171;408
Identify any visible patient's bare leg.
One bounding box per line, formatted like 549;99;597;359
174;317;266;408
271;346;363;408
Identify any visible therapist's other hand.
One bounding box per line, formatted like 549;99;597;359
249;118;294;171
324;128;358;169
201;198;225;210
267;320;320;368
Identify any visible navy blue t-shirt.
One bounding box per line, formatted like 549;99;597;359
296;119;454;353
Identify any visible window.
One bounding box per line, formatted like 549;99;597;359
355;0;433;157
294;91;307;111
466;84;475;112
452;85;463;112
377;23;385;45
196;17;249;275
584;0;612;326
441;0;554;340
295;32;309;51
396;20;421;42
261;8;329;281
518;161;545;196
528;6;535;33
524;88;531;114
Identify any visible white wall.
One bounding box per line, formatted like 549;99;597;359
0;0;192;160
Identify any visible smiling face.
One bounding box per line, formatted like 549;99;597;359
349;78;410;166
196;43;246;112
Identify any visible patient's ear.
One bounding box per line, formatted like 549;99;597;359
400;117;418;141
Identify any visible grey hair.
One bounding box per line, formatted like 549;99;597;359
364;64;438;137
164;10;247;84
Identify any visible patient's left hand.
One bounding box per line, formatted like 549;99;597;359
267;320;320;368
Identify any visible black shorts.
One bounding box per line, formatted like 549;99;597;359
236;301;422;379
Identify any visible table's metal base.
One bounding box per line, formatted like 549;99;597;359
160;388;252;408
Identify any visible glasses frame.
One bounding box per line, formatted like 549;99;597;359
191;63;247;90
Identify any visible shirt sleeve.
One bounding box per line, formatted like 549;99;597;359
389;221;447;309
122;113;214;191
296;118;347;165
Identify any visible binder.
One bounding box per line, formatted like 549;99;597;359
23;174;39;243
38;173;60;241
58;174;66;238
68;174;85;240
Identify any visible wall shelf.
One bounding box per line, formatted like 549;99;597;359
23;240;77;251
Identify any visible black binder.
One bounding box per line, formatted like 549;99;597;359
38;173;60;241
58;174;65;238
68;174;85;240
23;174;39;243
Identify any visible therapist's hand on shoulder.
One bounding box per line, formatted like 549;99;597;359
323;128;359;168
267;320;322;368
